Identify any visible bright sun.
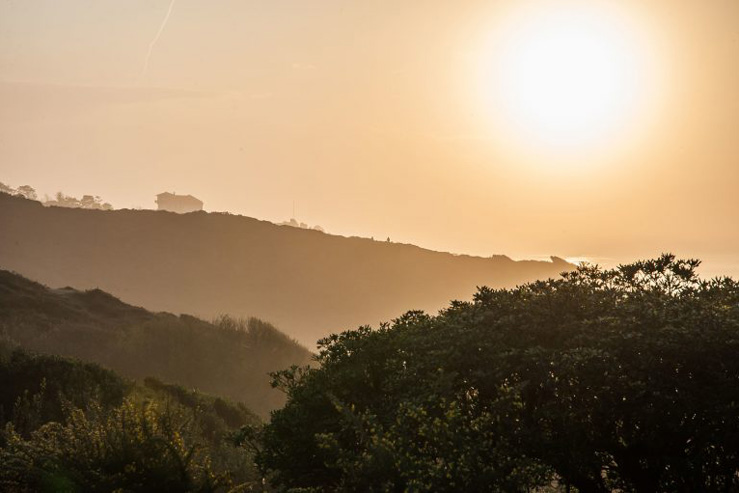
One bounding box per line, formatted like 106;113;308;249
480;3;654;153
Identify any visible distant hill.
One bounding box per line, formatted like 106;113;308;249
0;193;573;347
0;269;312;417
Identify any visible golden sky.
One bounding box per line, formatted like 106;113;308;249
1;0;737;276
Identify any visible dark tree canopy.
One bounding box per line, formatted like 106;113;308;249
254;255;739;492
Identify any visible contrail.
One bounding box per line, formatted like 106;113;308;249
138;0;177;83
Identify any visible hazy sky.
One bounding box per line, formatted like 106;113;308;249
1;0;737;276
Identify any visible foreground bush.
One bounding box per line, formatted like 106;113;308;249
0;349;261;492
1;399;224;492
253;255;739;492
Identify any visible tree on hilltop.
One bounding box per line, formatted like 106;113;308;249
16;185;37;200
0;181;15;194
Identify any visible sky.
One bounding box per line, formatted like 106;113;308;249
1;0;738;277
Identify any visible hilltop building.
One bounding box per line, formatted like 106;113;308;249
155;192;203;214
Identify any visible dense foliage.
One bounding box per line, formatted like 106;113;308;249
254;255;739;492
0;270;313;417
0;347;261;492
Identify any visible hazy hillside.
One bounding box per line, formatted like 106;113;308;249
0;193;573;347
0;269;312;417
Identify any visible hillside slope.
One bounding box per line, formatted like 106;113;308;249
0;269;312;417
0;193;573;346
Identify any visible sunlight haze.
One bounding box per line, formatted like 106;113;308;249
2;3;739;488
478;1;660;153
1;0;737;276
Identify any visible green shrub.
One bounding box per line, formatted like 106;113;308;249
0;398;224;492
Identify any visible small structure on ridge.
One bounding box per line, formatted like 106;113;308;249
155;192;203;214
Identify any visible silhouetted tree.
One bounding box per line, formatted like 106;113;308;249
15;185;37;200
43;191;112;209
253;255;739;492
0;181;15;194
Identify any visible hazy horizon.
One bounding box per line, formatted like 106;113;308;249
3;3;739;489
1;0;737;277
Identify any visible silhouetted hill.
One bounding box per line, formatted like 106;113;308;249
0;193;574;347
0;269;312;417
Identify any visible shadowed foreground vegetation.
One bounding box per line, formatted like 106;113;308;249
0;270;313;417
2;256;738;491
248;255;739;492
0;347;261;492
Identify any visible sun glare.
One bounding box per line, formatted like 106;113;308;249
479;3;656;156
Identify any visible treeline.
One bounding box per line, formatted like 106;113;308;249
0;181;112;209
43;191;112;210
246;255;739;492
0;270;313;417
0;346;261;491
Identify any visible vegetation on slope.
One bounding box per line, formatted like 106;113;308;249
249;255;739;492
0;192;573;347
0;270;313;417
0;346;260;492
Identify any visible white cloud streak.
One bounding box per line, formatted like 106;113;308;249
138;0;177;84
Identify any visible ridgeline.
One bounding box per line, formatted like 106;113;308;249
0;193;573;347
0;269;312;417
